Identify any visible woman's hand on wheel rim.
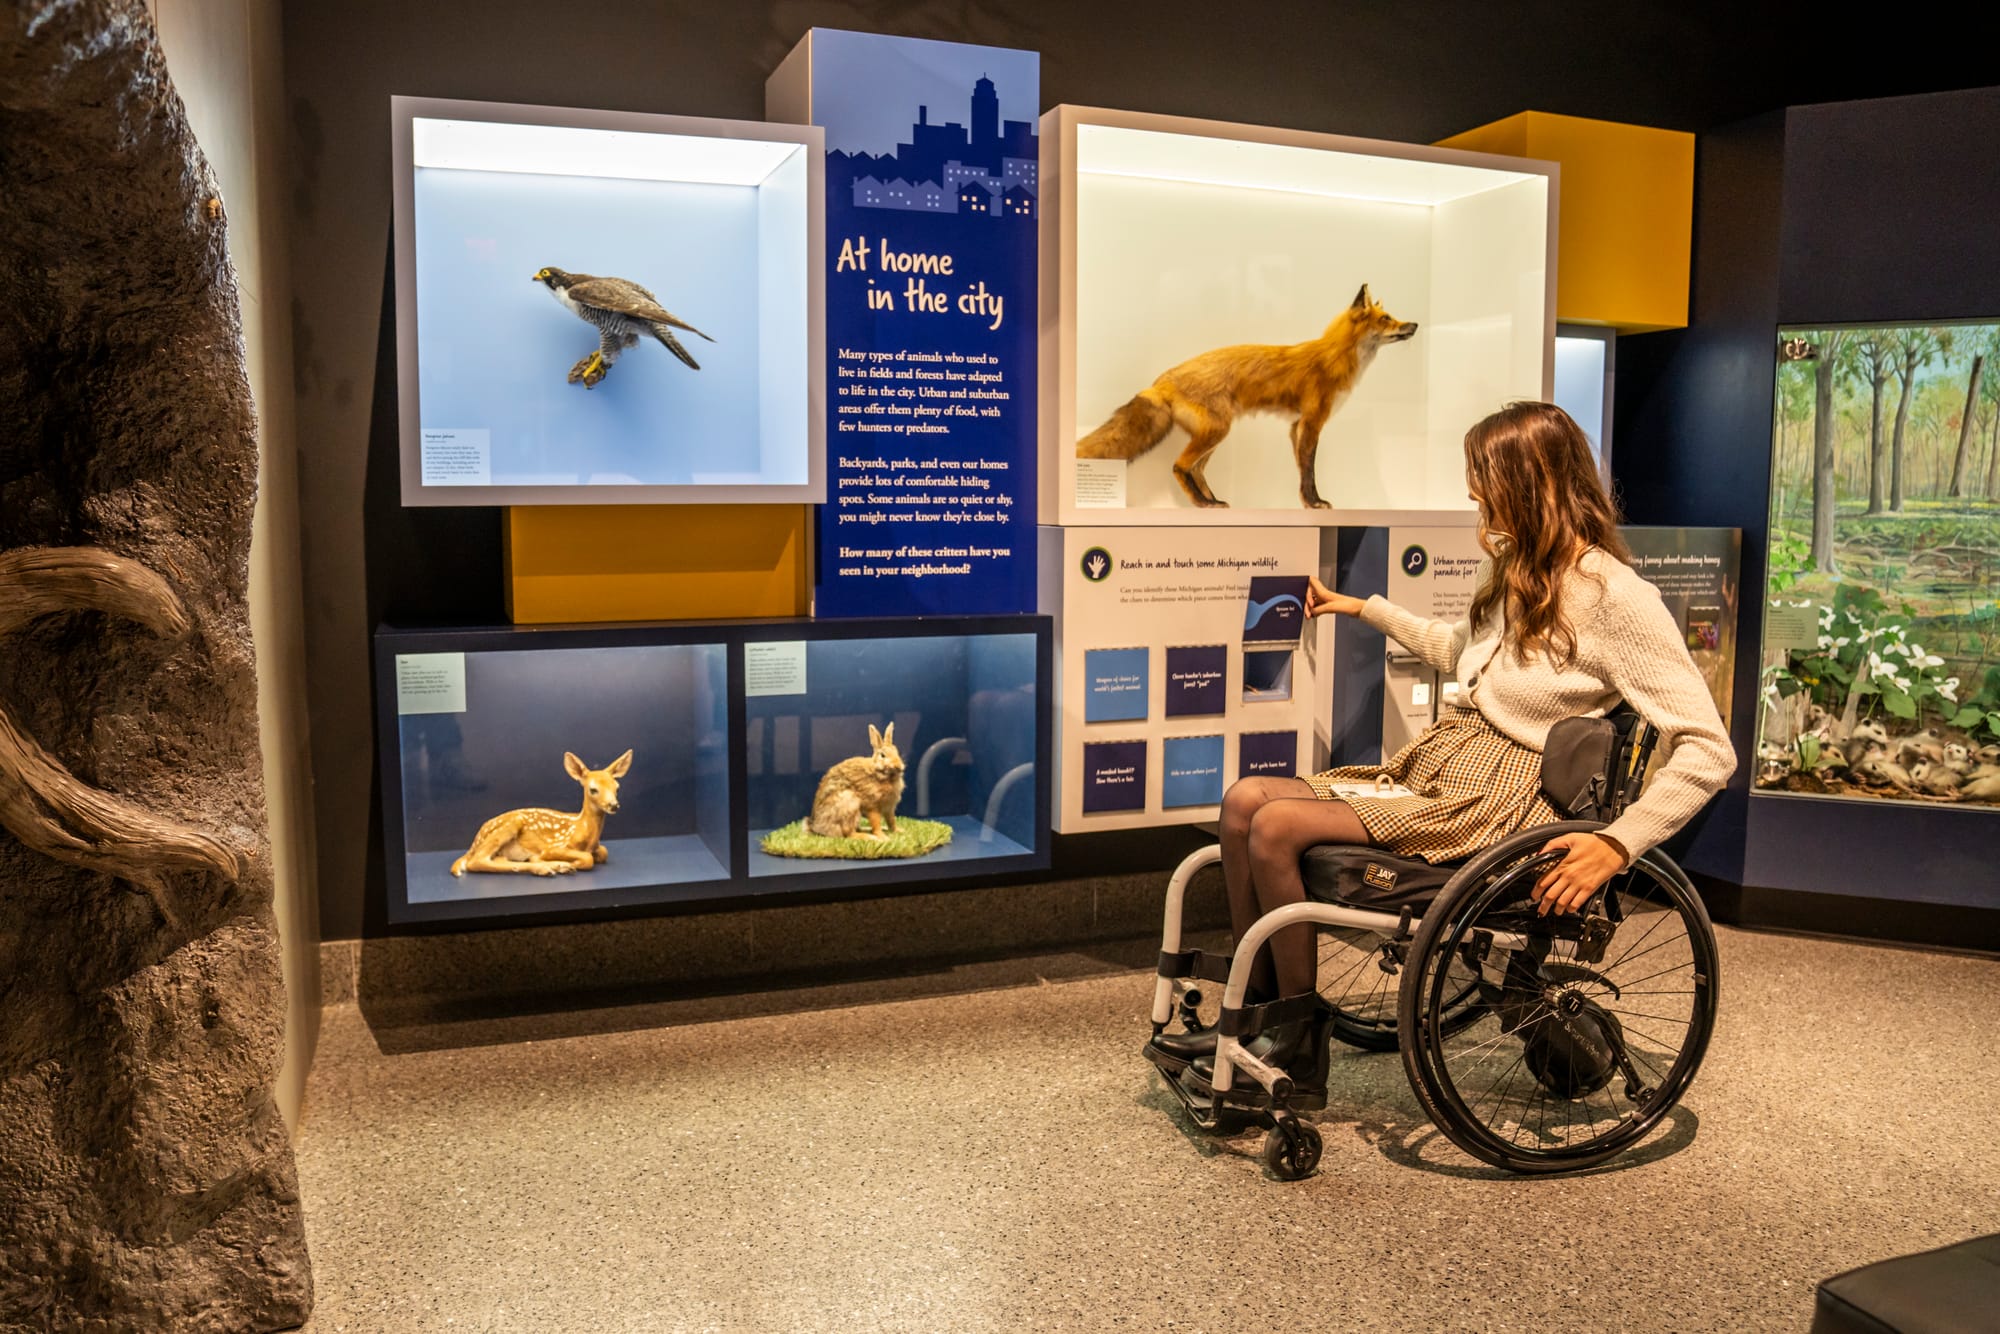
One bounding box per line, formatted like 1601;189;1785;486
1532;832;1628;915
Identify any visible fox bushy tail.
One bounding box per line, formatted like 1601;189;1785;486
1076;390;1173;460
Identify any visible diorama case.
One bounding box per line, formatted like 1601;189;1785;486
390;96;825;506
375;616;1052;929
1755;318;2000;812
1038;105;1556;528
743;623;1045;879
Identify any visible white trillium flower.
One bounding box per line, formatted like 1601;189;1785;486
1940;678;1960;702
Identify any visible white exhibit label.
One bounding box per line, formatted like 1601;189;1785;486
1411;681;1431;707
1074;458;1127;508
420;428;492;486
396;653;467;715
1764;600;1821;653
745;641;808;697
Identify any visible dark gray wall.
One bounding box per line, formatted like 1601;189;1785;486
282;0;1997;939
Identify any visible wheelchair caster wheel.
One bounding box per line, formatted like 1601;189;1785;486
1177;989;1206;1031
1262;1117;1322;1181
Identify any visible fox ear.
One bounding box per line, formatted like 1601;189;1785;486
1351;283;1371;311
609;749;633;777
868;724;882;750
564;752;587;781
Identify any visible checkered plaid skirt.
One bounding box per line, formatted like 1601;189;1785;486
1304;707;1559;863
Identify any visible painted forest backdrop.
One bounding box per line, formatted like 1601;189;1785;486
1759;321;2000;808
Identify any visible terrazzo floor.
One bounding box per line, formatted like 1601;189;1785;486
295;926;2000;1333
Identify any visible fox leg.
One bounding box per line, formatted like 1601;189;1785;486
1171;410;1232;508
1291;410;1332;510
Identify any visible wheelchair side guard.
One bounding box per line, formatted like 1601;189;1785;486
1152;843;1224;1027
1156;949;1233;985
1152;948;1233;1035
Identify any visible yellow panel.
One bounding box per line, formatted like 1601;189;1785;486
1435;111;1530;160
1440;111;1693;333
506;504;809;624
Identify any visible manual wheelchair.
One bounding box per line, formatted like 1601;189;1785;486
1145;710;1720;1179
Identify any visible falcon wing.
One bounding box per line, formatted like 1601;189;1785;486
567;278;716;342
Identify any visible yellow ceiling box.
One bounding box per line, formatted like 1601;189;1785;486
1439;112;1693;333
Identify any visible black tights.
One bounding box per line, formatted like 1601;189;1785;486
1216;777;1374;1001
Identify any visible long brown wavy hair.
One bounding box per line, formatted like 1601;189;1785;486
1464;401;1631;667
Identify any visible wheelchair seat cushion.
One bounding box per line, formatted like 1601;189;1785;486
1300;844;1459;912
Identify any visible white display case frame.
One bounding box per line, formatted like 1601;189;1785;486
1039;105;1558;529
391;96;826;507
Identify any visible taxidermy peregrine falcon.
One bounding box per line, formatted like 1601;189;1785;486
532;267;715;388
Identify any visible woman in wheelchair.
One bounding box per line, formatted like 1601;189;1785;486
1148;402;1734;1168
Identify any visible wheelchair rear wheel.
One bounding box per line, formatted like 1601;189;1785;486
1320;923;1483;1053
1397;838;1720;1173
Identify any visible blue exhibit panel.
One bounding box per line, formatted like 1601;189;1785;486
798;29;1040;617
1083;646;1150;723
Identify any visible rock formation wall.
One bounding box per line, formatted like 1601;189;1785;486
0;1;312;1328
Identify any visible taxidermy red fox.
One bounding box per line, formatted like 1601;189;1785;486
1076;285;1418;509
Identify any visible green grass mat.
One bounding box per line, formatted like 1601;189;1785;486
758;818;954;860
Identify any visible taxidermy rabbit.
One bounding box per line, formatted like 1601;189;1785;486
809;723;905;839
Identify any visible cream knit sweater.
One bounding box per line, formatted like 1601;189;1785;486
1359;548;1735;859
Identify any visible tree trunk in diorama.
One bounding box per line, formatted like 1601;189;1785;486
1861;343;1890;516
0;4;312;1331
1889;350;1917;512
1810;335;1844;575
1988;401;2000;498
1948;354;1983;497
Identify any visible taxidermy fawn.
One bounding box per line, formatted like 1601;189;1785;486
808;724;905;839
450;750;632;876
1076;284;1418;509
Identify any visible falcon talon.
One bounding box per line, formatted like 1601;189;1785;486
534;265;714;387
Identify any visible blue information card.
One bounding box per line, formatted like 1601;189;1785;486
1081;739;1148;814
1164;644;1227;718
1243;575;1310;645
1240;730;1299;778
1084;646;1150;723
1162;734;1225;809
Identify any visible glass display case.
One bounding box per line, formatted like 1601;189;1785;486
378;634;731;924
375;616;1051;928
1039;105;1554;527
1756;319;2000;811
743;625;1045;879
391;96;824;506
